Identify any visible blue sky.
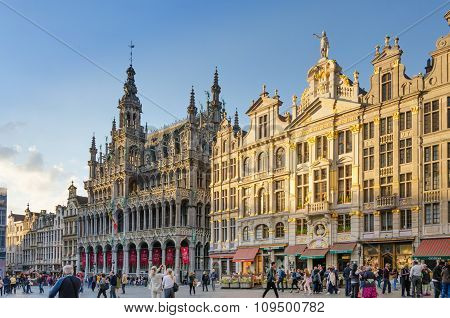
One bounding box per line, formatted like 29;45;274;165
0;0;448;213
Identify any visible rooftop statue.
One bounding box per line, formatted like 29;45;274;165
313;30;329;59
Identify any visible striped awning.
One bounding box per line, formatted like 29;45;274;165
232;247;259;262
299;248;328;259
285;244;307;256
330;243;356;254
414;238;450;260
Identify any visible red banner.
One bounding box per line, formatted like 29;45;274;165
152;248;162;266
166;247;175;266
180;247;189;265
106;251;112;266
140;249;149;266
129;249;137;266
89;252;94;267
117;250;123;268
81;251;86;268
97;251;103;267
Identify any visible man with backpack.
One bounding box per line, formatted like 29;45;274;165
277;265;286;292
49;265;81;298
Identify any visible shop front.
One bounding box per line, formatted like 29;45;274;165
233;247;259;274
210;253;235;276
363;241;413;270
413;238;450;269
300;248;328;269
285;244;307;271
330;242;356;272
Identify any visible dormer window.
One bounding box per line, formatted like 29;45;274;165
381;73;392;102
258;115;268;139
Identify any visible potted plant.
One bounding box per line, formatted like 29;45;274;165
261;277;267;289
239;275;254;288
230;274;240;288
220;276;231;289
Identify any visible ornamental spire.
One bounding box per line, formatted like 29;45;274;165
233;108;240;132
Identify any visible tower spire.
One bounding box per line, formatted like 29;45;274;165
233;108;240;132
129;41;135;66
187;86;197;123
211;67;222;124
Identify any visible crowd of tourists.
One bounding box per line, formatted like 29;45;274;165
1;260;448;298
261;259;450;298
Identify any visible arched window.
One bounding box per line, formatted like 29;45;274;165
242;226;249;241
257;152;265;172
222;140;227;152
275;222;285;238
243;157;250;176
258;188;267;214
255;224;269;240
275;148;285;168
381;73;392;102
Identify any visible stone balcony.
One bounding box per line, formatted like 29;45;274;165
308;201;329;214
376;195;397;209
423;190;440;203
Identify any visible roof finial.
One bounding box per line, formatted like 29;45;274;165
384;35;390;48
129;41;135;66
233;108;240;131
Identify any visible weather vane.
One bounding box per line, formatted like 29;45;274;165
129;41;135;66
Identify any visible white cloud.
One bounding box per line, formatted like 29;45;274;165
0;145;82;213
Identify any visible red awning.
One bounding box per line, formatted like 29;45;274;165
210;253;235;259
232;247;259;262
299;248;329;259
285;244;307;256
330;242;357;254
414;238;450;259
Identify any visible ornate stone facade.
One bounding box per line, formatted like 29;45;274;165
77;63;223;279
210;13;450;275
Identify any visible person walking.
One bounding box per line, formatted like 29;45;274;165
441;262;449;298
49;265;81;298
376;267;383;289
0;277;3;296
361;266;377;298
162;268;176;298
290;269;300;293
96;274;108;298
382;264;391;294
276;265;286;293
350;263;360;298
188;272;196;295
91;275;96;292
25;276;32;294
400;264;411;297
312;267;321;294
262;262;279;298
38;274;45;294
303;269;312;295
421;265;432;296
410;260;422;298
343;263;351;296
326;266;339;295
391;267;399;291
148;266;164;298
209;269;217;291
3;275;10;295
121;273;128;294
10;275;17;294
201;271;209;292
432;261;444;298
109;272;117;298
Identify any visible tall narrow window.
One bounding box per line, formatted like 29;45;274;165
296;173;309;209
380;116;393;136
381;73;392;101
337;214;351;233
222;161;228;181
221;189;227;211
337;165;352;204
364;213;374;232
243;158;250;176
424;100;440;134
257;152;266;172
380;176;393;196
399;111;412;131
297;142;309;164
363;179;374;203
381;210;393;231
363;122;374;140
296;218;308;236
380;142;393;167
275;180;285;212
242;188;250;217
275;147;285;169
399;173;412;198
338;130;352;154
258;115;268;139
230;218;236;241
313;168;327;202
424;203;440;224
400;209;412;230
230;187;236;210
230;158;236;179
399;138;412;164
316;136;328;159
424;145;439;191
363;147;374;171
275;222;285;238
